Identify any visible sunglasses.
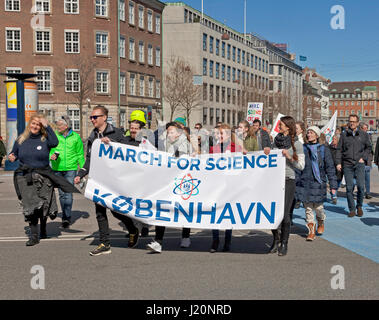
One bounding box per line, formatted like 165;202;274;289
90;115;105;120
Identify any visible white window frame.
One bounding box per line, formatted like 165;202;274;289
148;77;154;97
5;27;21;52
155;80;160;98
65;69;80;92
65;29;80;53
120;72;126;95
5;67;22;80
155;47;160;67
64;0;79;14
138;5;144;29
147;44;153;65
128;1;135;25
34;0;50;13
119;0;125;21
129;73;136;95
95;31;108;56
5;0;20;11
35;68;52;92
68;108;80;131
120;36;125;58
139;41;144;63
139;76;145;97
96;70;109;94
155;14;161;34
35;29;51;53
147;10;153;32
95;0;108;17
129;38;135;60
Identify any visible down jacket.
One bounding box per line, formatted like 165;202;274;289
295;143;338;203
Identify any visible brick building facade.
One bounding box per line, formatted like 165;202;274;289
0;0;164;141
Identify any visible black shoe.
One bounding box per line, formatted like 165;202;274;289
49;212;57;220
332;197;337;205
26;238;39;246
294;201;301;209
210;239;219;253
62;220;70;228
365;194;372;199
141;227;149;237
89;243;111;256
268;240;280;254
222;241;231;252
278;242;288;256
128;232;139;248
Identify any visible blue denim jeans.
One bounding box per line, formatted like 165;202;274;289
54;170;76;220
364;166;371;195
343;163;365;212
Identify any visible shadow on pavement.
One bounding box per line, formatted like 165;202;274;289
360;217;379;227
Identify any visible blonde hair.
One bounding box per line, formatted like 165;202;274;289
17;113;48;145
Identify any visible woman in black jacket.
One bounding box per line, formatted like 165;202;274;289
9;114;60;246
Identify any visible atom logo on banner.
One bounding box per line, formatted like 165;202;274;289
173;173;201;200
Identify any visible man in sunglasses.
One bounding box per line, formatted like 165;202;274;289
336;114;372;218
74;105;140;256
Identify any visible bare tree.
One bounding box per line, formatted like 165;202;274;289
163;56;202;127
55;55;97;137
163;56;186;122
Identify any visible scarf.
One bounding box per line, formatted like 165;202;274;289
274;133;292;150
306;143;322;184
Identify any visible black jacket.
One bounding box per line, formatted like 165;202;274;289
374;138;379;166
78;124;126;178
336;128;372;167
259;129;272;149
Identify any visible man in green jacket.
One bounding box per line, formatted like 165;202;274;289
50;116;85;228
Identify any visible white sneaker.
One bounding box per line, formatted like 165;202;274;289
180;238;191;248
147;240;162;253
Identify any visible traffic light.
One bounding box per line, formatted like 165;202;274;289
147;105;152;128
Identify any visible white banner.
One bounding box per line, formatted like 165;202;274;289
84;140;286;230
270;113;285;139
247;102;263;125
321;111;337;144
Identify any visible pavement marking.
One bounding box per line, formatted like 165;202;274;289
0;212;22;215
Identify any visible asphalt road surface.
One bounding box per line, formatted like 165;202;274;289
0;168;378;300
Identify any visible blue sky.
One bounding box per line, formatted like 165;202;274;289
163;0;379;82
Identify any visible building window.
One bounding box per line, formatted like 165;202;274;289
155;80;160;98
232;46;236;61
129;73;136;95
155;47;160;66
65;30;80;53
120;36;125;58
203;33;207;51
242;50;245;65
35;30;51;53
203;107;208;125
203;83;207;100
129;38;135;60
5;28;21;52
138;5;144;29
120;73;126;95
5;67;22;80
96;70;109;94
221;41;225;58
5;0;20;11
95;32;108;55
227;66;231;81
148;77;154;97
68;109;80;131
147;10;153;31
209;60;214;78
64;0;79;14
119;0;125;21
65;69;80;92
147;44;153;65
215;39;220;56
227;44;231;60
139;41;144;63
203;58;207;76
237;48;241;63
209;85;214;101
36;69;52;92
221;64;225;80
35;0;50;13
139;75;144;96
209;36;213;53
95;0;108;17
215;62;219;79
209;108;214;125
129;1;135;25
155;14;161;34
